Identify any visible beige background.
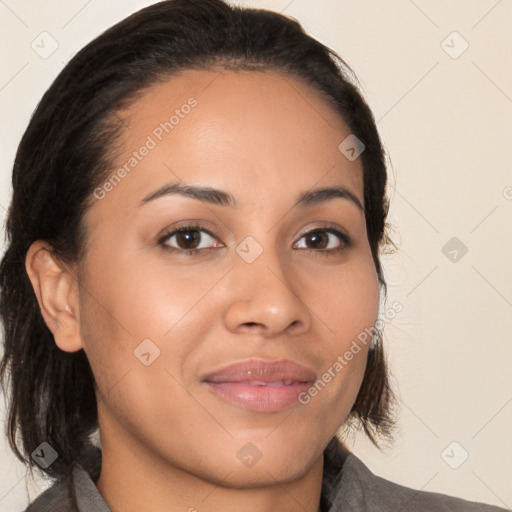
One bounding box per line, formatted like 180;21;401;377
0;0;511;510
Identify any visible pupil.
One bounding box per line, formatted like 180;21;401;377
177;230;200;249
307;231;327;249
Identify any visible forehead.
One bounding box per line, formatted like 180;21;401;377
92;67;363;216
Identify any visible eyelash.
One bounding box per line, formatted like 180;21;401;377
157;223;352;257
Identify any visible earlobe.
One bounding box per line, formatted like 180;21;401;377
25;240;83;353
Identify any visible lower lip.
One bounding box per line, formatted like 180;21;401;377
204;382;312;412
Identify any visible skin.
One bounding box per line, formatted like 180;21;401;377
26;68;380;512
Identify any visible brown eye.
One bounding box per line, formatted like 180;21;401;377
175;229;202;249
294;227;350;253
159;226;220;253
303;230;329;249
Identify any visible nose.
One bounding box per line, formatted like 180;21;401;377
222;248;313;338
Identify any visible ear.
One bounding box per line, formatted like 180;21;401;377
25;240;83;352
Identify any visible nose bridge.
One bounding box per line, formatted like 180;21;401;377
235;231;291;293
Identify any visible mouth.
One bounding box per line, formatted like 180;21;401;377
202;359;316;412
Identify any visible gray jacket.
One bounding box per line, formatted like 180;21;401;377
23;440;508;512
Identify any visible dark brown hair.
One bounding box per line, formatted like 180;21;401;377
0;0;395;509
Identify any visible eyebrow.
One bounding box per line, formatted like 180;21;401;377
140;183;364;211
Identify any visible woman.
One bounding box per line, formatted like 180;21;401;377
0;1;506;511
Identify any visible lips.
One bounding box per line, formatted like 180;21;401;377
203;359;316;384
202;359;316;412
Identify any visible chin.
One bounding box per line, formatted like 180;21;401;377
223;463;313;489
212;445;319;489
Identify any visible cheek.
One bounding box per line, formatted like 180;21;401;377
321;252;380;344
77;269;203;451
76;247;219;407
305;252;380;409
84;242;227;342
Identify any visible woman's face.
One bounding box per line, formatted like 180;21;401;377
77;68;379;486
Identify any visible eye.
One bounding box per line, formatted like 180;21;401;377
158;225;222;255
294;226;351;254
157;224;351;256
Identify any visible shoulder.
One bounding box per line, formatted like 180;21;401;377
330;451;507;511
22;479;72;512
22;466;110;512
21;445;109;512
323;439;507;512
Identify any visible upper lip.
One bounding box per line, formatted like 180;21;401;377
202;359;317;384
